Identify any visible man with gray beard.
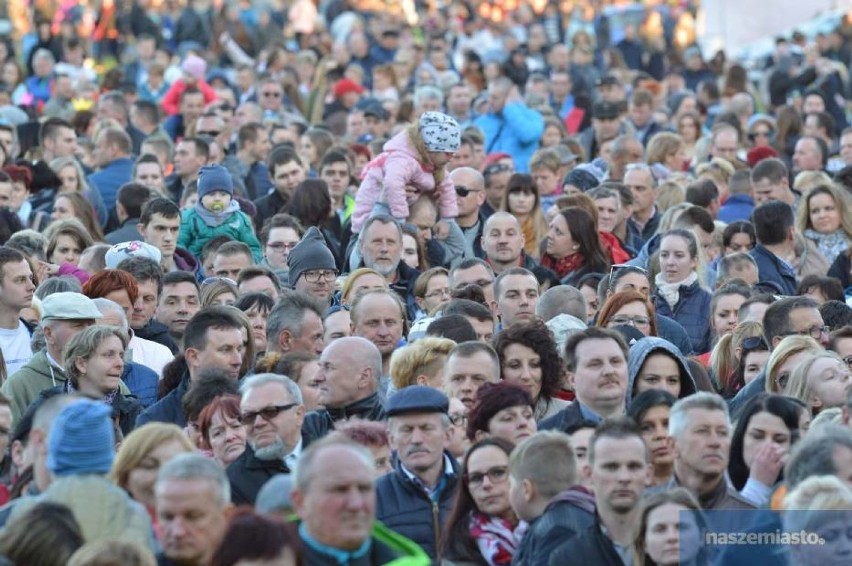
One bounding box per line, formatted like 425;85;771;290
226;373;307;505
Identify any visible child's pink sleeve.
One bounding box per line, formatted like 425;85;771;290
435;173;459;219
381;151;418;220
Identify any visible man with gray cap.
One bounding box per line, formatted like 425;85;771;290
288;226;339;307
2;292;102;423
375;385;460;560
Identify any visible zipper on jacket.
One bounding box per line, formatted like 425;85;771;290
432;500;441;561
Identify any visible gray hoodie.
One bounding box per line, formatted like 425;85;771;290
626;337;697;406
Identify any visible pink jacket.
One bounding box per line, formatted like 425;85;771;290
352;130;457;233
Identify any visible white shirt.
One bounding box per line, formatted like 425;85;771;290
128;334;174;378
285;437;303;470
0;321;32;377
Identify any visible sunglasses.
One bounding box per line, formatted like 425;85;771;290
455;185;481;197
484;162;512;177
262;91;282;98
608;264;647;287
240;403;299;426
197;130;221;137
741;336;769;351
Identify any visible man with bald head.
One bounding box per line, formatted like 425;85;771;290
482;212;555;284
451;167;488;260
302;336;386;441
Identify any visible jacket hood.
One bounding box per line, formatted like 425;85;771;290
383;129;421;158
626;337;696;406
173;246;199;273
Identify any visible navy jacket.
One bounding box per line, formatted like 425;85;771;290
87;157;134;212
538;401;599;434
548;523;624;566
656;314;695;356
105;217;142;245
718;193;755;223
750;244;798;296
653;280;713;354
135;373;190;428
375;453;460;560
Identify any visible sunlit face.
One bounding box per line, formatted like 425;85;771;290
126;439;189;509
595;197;620;233
76;335;125;395
486;405;536;445
570;338;628;411
644;502;702;566
712;293;746;335
741;411;791;476
496;274;539;328
659;235;696;283
546;214;575;258
57;165;79;193
808;192;842;234
207;410;246;466
501;343;543;401
466;445;513;519
805;357;852;411
635;353;682;398
50;234;83;265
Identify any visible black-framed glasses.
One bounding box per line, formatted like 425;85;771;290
449;413;468;427
266;241;298;252
609;315;651;327
197;130;221;137
455;185;481;197
466;466;509;487
240;403;298;426
779;326;830;340
302;269;338;283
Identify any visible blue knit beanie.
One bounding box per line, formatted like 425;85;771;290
197;164;234;199
47;399;115;477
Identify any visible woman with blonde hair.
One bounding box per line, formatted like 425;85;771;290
110;423;194;535
785;351;852;417
654;180;686;212
50;192;106;242
795;184;852;265
200;278;239;307
340;267;388;305
646;132;686;172
764;335;823;394
50;156;95;195
710;320;766;397
389;336;455;390
695;157;735;201
783;475;852;566
792;171;833;194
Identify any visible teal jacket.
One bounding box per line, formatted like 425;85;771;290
293;518;431;566
178;207;262;263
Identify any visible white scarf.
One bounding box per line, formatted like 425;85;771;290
654;271;698;309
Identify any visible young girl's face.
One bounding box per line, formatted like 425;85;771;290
58;165;79;193
427;151;453;168
201;190;231;213
300;136;317;165
182;192;198;210
508;187;535;216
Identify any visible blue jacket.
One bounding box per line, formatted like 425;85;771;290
718;193;755;223
88;157;134;212
626;337;697;406
122;360;159;408
136;373;190;428
474;103;544;173
375;453;460;560
652;280;713;354
750;244;798;296
656;315;695;356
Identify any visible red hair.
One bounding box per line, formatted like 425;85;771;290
596;290;659;336
2;165;32;188
197;394;242;450
82;269;140;304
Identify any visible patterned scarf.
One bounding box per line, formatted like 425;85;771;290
469;512;523;566
804;228;848;264
63;378;120;406
540;252;585;279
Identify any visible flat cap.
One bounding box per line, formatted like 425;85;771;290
41;292;103;321
386;386;449;417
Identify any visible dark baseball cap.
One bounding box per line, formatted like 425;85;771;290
596;74;620;88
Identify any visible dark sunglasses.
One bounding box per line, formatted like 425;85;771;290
741;336;769;351
197;130;221;137
240;403;298;425
455;185;481;197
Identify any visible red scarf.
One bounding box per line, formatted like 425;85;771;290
541;253;585;279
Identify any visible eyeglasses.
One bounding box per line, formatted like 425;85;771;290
302;269;338;283
267;241;298;252
262;91;282;98
425;288;451;300
240;403;298;426
466;466;509;487
449;413;468;427
197;130;221;137
609;315;651;327
455;185;482;197
779;326;830;340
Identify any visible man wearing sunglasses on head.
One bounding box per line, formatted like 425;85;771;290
227;373;308;505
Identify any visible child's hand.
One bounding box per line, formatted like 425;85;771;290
434;220;451;240
404;185;418;200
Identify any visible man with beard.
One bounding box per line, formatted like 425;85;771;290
227;373;307;505
359;215;420;320
549;418;651;564
649;392;755;510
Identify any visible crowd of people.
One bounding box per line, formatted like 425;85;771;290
0;0;851;565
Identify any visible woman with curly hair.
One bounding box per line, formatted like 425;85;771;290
493;319;568;421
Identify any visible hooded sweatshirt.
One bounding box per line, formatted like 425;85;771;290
626;337;697;407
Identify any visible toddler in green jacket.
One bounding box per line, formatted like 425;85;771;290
178;164;262;262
